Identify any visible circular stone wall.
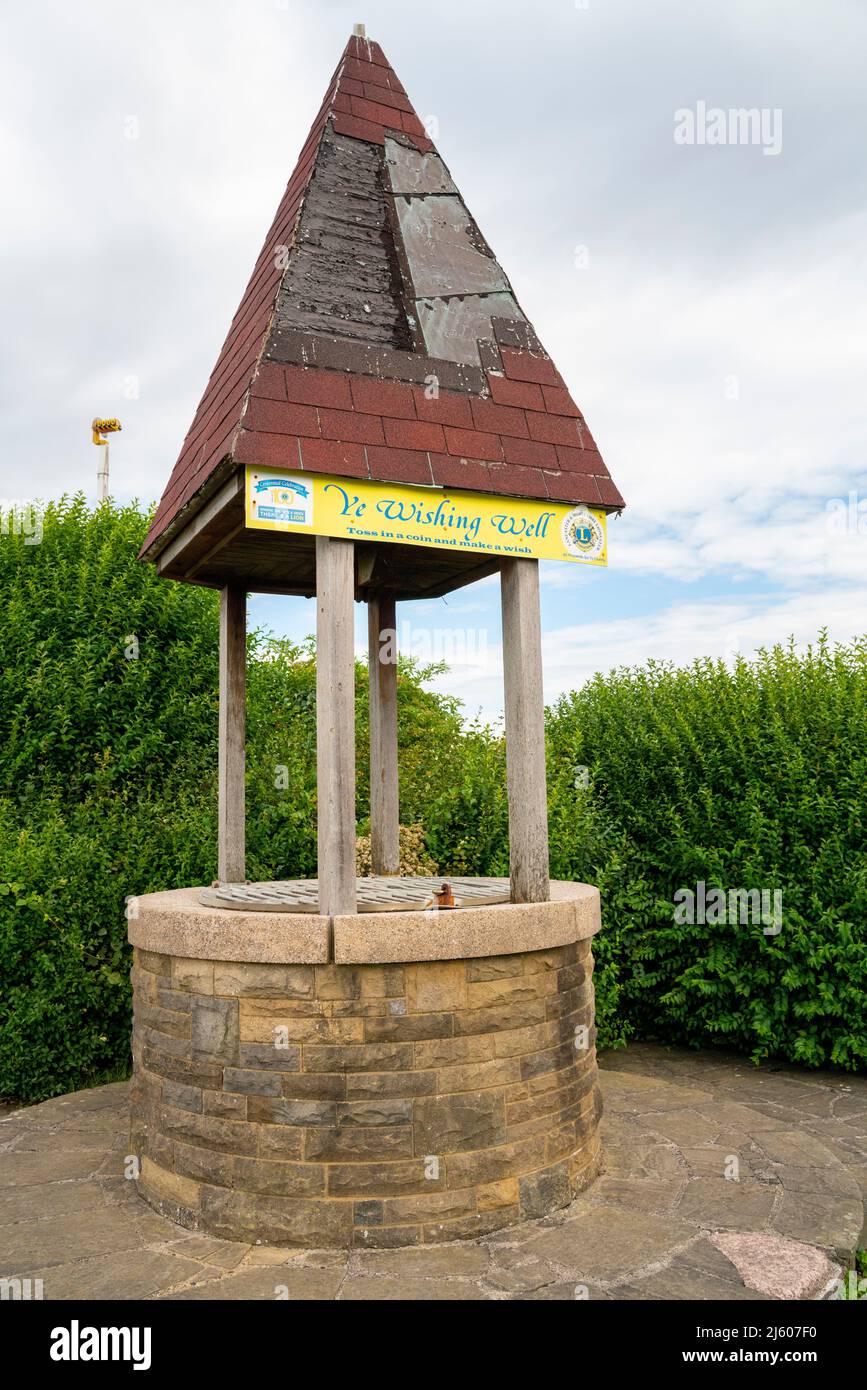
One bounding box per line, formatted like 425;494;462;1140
128;882;602;1248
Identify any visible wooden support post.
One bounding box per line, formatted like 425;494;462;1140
218;583;246;883
500;557;550;903
368;590;400;875
316;536;358;915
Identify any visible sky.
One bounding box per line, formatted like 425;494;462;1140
3;0;865;722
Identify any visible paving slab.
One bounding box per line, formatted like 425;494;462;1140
166;1266;345;1300
1;1046;862;1301
710;1231;836;1300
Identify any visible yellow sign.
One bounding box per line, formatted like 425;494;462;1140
245;467;607;566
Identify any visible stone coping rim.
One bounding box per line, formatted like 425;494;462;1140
127;881;600;965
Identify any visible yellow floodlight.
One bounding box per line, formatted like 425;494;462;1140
92;417;123;446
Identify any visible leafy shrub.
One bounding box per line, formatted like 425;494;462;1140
547;638;867;1069
355;824;438;877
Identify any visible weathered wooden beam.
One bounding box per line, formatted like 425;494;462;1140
368;590;400;875
218;583;246;883
185;521;246;581
316;536;358;915
500;557;550;903
155;470;245;575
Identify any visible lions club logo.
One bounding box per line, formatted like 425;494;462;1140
561;505;604;560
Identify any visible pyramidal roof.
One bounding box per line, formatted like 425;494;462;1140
141;30;624;560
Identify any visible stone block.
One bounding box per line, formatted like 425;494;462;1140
281;1073;347;1101
453;999;549;1037
524;945;574;972
326;998;390;1017
327;1158;443;1198
130;967;157;1003
507;1101;582;1144
141;1044;224;1091
363;1012;454;1043
413;1034;494;1069
422;1205;520;1242
238;1042;302;1072
465;972;557;1009
466;955;524;982
137;1024;188;1058
136;1003;190;1039
520;1041;575;1082
140;1155;200;1210
345;1071;437;1100
156;986;193;1013
234;1157;326;1197
445;1134;548;1189
200;1188;353;1247
557;961;588;992
239;1012;364;1045
507;1076;583;1127
160;1108;259;1156
172;957;215;993
477;1177;519;1210
256;1126;304;1160
173;1140;234;1188
434;1056;521;1095
360;966;406;998
405;962;466;1012
223;1068;283;1097
314;966;363;1000
137;949;171;978
545;1121;577;1164
203;1090;247;1119
375;1189;477;1225
353;1200;383;1226
519;1161;572;1219
213;963;314;998
352;1223;422;1248
248;1096;338;1127
191;996;239;1064
237;997;325;1017
413;1093;507;1154
336;1099;412;1126
304;1125;415;1161
302;1043;414;1073
162;1080;203;1114
492;1018;561;1058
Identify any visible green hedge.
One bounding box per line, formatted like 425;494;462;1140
1;498;865;1099
547;641;867;1069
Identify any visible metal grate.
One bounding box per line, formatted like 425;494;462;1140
198;876;510;914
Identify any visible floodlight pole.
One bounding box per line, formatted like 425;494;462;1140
92;418;122;503
97;442;110;502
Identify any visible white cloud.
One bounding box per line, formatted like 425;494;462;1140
420;585;867;722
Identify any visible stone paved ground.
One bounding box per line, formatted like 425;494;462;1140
1;1044;864;1300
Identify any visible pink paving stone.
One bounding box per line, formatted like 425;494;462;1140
710;1231;837;1300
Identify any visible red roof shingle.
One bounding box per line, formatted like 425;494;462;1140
142;32;623;560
